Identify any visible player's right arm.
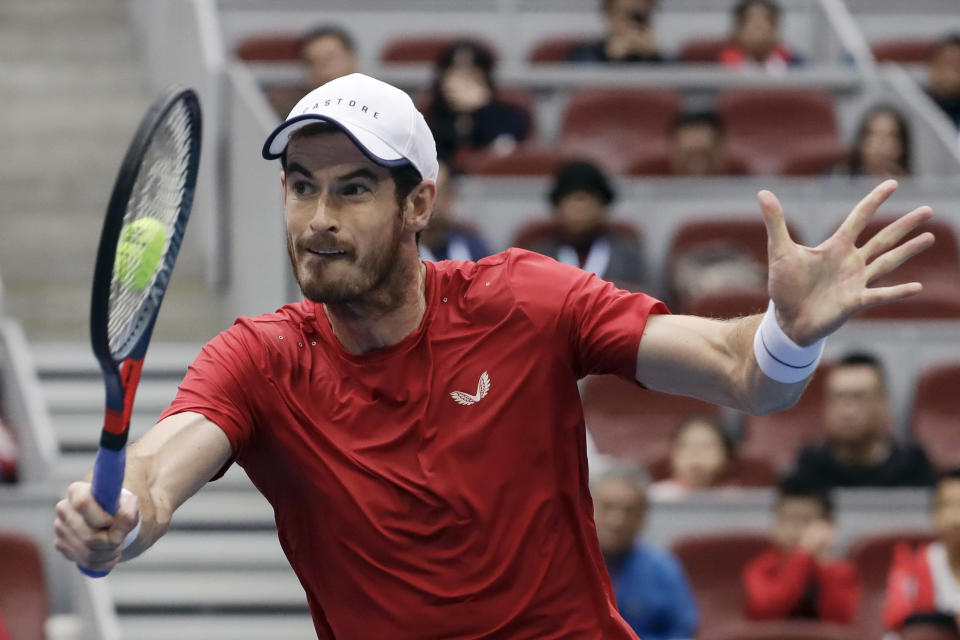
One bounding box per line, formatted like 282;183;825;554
54;411;232;573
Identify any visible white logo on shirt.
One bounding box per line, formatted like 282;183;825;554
450;371;491;406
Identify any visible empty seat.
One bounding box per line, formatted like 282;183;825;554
741;364;832;472
235;33;302;61
379;35;496;64
456;145;568;176
911;362;960;471
872;39;938;64
648;453;778;487
560;88;683;173
678;37;729;63
671;531;772;634
581;374;721;468
717;89;843;174
528;35;593;63
626;150;751;177
779;144;850;176
0;531;48;640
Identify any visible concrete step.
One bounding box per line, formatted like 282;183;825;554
108;568;308;610
119;614;316;640
53;453;255;493
136;530;287;570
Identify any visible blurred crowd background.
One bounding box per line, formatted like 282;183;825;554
2;0;960;639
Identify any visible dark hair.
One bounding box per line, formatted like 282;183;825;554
672;414;734;459
734;0;781;25
300;25;356;56
834;351;888;391
602;0;658;10
776;475;834;519
934;33;960;55
670;111;725;136
280;123;423;210
549;160;615;207
849;105;912;176
430;40;497;115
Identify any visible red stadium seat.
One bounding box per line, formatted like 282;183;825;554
741;364;832;472
854;218;960;320
581;374;721;468
379;35;496;64
678;37;729;63
625;150;751;176
871;39;938;64
527;36;593;63
779;144;850;176
671;531;772;635
717;89;842;175
648;453;778;487
901;622;960;640
681;289;770;319
235;33;302;61
456;145;568;176
706;620;853;640
911;362;960;471
560;88;683;173
0;531;48;640
848;530;935;640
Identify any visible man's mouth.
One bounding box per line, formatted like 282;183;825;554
306;248;348;258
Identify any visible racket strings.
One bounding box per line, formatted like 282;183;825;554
107;101;196;358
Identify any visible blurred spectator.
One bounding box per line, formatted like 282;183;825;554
592;461;699;640
527;160;646;289
0;617;9;640
718;0;797;72
419;160;491;262
425;40;531;163
928;34;960;130
650;415;733;499
668;111;735;176
567;0;664;64
883;469;960;631
300;26;359;89
839;105;912;178
0;415;17;484
901;613;960;640
787;352;937;489
743;477;861;623
671;243;765;308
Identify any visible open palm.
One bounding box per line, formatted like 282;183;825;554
759;180;935;346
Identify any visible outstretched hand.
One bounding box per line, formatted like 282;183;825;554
759;179;934;346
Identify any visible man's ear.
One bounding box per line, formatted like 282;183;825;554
403;179;437;233
280;171;287;206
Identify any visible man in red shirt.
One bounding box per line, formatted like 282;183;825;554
54;73;934;639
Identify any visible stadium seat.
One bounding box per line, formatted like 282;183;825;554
648;453;778;487
911;362;960;471
681;289;770;319
456;144;568;176
625;150;751;176
779;144;850;176
671;531;772;635
580;374;721;468
0;531;48;640
871;39;938;64
848;530;935;640
706;620;852;640
527;35;593;63
379;35;496;64
234;33;302;61
678;37;729;63
716;89;843;174
900;621;960;640
559;88;683;173
854;218;960;320
741;364;832;473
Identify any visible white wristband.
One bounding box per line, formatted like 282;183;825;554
120;488;142;551
752;300;825;383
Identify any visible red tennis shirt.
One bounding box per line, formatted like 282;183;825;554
161;249;668;639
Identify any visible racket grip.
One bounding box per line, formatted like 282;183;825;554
78;447;126;578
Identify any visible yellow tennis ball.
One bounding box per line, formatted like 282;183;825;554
114;218;166;291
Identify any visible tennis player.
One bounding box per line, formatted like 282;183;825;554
55;73;935;639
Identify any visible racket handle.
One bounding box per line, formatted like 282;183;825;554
78;447;126;578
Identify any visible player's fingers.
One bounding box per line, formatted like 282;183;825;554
861;281;923;308
861;206;933;260
57;498;116;551
757;189;793;252
110;491;140;546
838;179;898;242
866;232;935;284
67;481;113;530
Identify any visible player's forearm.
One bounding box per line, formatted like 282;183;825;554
729;314;811;416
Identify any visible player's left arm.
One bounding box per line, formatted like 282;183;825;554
636;180;934;415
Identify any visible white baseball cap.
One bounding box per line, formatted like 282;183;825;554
261;73;439;182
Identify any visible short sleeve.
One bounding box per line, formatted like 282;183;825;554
505;249;668;380
159;320;265;477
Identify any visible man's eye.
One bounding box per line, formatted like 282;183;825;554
342;183;371;196
293;181;314;195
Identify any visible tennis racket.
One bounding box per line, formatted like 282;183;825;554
79;87;202;578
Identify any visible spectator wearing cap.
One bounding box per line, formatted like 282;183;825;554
592;461;699;640
743;477;861;623
301;26;359;89
419;160;491;263
883;469;960;631
927;34;960;131
567;0;665;64
718;0;797;73
526;161;646;291
424;40;531;164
